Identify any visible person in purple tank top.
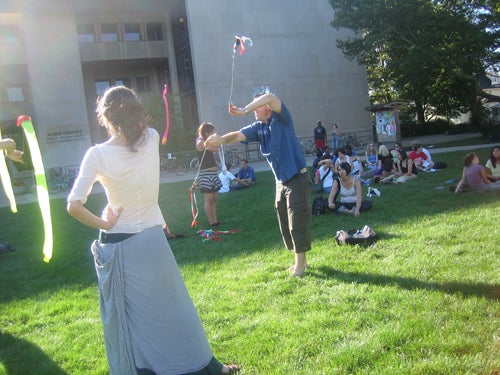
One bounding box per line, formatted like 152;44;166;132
455;152;500;193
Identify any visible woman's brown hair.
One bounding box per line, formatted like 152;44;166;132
196;122;215;141
96;86;147;152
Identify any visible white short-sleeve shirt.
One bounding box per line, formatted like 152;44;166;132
67;128;165;233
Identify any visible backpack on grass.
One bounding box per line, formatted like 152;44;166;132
312;195;329;216
335;225;378;245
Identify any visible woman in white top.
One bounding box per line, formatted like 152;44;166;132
67;86;239;375
485;145;500;182
328;162;372;216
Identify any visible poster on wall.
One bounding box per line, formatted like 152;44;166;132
375;110;397;142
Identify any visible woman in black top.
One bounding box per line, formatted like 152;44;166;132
195;122;222;226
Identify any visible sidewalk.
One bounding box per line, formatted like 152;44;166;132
0;132;495;208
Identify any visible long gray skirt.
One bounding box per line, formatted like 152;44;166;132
91;226;213;375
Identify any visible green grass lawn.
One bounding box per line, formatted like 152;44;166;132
0;148;499;374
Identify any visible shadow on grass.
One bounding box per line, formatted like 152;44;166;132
0;332;69;375
313;266;500;301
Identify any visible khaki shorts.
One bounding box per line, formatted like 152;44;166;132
275;171;312;253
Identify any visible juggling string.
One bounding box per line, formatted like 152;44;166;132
228;35;253;104
228;49;237;105
17;115;53;263
189;187;199;228
219;144;226;173
197;229;240;242
161;84;170;145
0;128;18;213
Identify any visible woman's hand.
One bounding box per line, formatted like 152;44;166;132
205;134;223;149
103;205;124;230
6;149;24;163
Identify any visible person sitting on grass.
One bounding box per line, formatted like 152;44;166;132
382;149;418;184
409;143;435;172
315;157;335;193
485;145;500;182
365;143;379;171
218;163;240;193
328;162;372;216
455;152;500;193
232;158;256;190
373;157;395;183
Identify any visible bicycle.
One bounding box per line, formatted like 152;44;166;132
212;148;241;168
300;139;316;155
224;148;240;167
189;156;200;171
48;173;75;194
160;153;186;175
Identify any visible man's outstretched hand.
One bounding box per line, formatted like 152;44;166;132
228;103;246;117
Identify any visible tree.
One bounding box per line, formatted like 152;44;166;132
329;0;500;127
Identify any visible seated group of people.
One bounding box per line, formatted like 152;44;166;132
311;146;371;216
455;145;500;193
371;142;441;184
310;141;446;216
218;159;256;193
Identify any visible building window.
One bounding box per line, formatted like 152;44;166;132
0;25;21;45
6;86;24;102
115;78;131;87
100;24;118;42
95;80;111;97
146;23;163;41
77;24;96;43
124;23;141;41
136;77;152;93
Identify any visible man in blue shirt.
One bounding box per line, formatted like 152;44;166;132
231;159;256;190
205;90;311;277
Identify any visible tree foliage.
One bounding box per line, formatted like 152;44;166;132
329;0;500;126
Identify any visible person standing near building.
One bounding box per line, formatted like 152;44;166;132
67;86;239;375
331;123;341;151
314;120;327;152
206;89;311;277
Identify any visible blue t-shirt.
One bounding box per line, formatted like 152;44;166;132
237;166;256;183
240;103;306;183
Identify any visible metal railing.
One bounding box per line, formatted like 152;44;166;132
299;129;375;155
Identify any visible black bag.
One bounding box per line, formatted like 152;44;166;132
313;167;331;193
434;161;447;169
312;195;329;216
335;225;378;245
312;183;323;193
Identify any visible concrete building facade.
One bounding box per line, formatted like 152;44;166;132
0;0;370;190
